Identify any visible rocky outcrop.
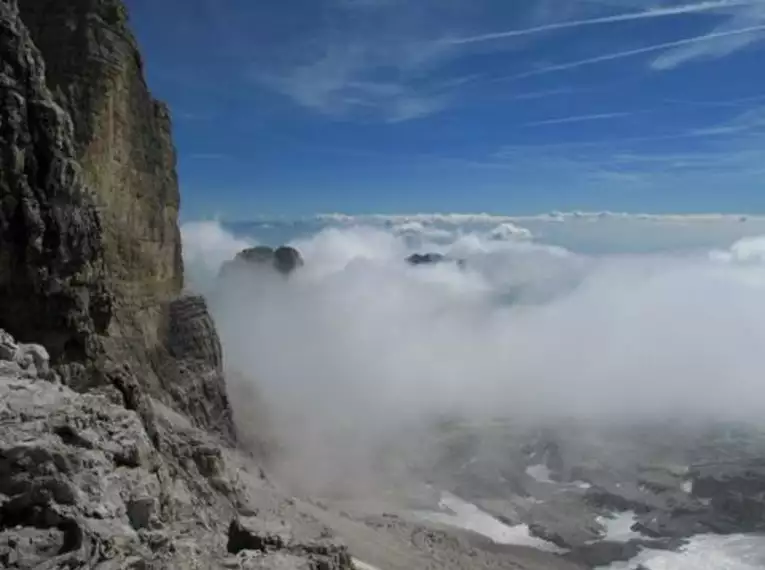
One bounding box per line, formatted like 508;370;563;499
163;296;235;443
406;253;446;266
0;334;163;568
273;246;304;275
0;328;354;570
220;245;305;278
406;252;466;269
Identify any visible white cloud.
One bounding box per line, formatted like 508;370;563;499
316;212;525;225
711;235;765;263
265;45;451;121
503;22;765;81
524;111;636;127
255;1;462;122
180;220;254;293
651;1;765;69
391;221;455;241
315;211;765;226
446;0;754;45
487;222;534;241
187;220;765;496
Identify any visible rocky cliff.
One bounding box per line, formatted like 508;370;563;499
0;1;355;567
16;0;185;408
0;0;111;369
0;0;233;442
19;0;183;308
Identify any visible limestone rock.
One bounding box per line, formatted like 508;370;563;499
19;0;184;313
406;253;446;266
238;246;277;265
0;353;160;568
0;0;235;439
406;253;466;268
0;0;112;364
227;515;353;569
15;0;187;406
273;246;304;275
0;326;354;570
163;295;235;442
220;246;305;278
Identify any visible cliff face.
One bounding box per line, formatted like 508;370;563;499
18;0;184;321
18;0;184;401
0;0;112;365
0;0;232;441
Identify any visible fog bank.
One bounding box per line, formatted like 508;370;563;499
183;220;765;494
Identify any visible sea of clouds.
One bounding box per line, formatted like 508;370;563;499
181;214;765;496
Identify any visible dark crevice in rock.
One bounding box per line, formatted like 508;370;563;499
0;505;82;557
52;424;93;450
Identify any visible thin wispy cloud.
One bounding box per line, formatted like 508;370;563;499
500;23;765;81
250;0;468;122
651;1;765;68
493;103;765;155
233;0;765;122
524;111;636;127
662;94;765;107
445;0;756;46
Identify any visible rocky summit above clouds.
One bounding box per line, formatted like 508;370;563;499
220;246;305;279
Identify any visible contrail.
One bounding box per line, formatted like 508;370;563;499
524;111;636;127
446;0;758;45
500;24;765;81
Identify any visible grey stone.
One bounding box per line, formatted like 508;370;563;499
220;245;305;279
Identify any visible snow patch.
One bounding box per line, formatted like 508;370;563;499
595;511;642;542
416;493;565;552
525;463;555;483
598;533;765;570
353;559;382;570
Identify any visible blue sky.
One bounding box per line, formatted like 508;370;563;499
126;0;765;220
